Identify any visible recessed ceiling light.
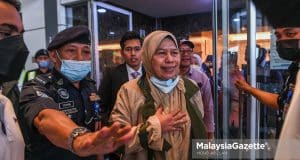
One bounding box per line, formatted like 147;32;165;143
97;8;106;13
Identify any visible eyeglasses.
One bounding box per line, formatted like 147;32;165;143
180;49;193;54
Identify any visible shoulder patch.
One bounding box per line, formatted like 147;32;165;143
57;88;70;99
36;90;49;98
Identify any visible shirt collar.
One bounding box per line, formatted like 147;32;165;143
126;64;142;79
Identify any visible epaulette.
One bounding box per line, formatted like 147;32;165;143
33;73;52;86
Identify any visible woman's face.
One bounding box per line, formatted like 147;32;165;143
151;38;180;80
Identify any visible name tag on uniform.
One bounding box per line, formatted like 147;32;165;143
58;101;74;110
59;101;78;117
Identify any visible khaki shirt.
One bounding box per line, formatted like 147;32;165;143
111;78;204;160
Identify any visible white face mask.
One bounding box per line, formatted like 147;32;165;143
149;76;180;93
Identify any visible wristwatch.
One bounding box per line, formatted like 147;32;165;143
67;127;90;154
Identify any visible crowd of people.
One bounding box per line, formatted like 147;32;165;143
1;0;300;159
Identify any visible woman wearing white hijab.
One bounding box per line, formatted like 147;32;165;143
110;30;207;160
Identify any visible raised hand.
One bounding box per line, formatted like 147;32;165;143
73;122;134;157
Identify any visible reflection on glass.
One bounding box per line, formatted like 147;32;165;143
66;2;88;26
97;6;129;41
97;6;130;70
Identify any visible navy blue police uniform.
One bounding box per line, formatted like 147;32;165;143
19;26;100;160
20;69;97;160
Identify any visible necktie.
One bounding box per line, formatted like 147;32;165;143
131;71;140;79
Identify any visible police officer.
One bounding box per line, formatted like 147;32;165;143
23;49;51;83
19;25;133;160
235;0;300;138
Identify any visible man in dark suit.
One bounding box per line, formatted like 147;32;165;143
99;31;143;117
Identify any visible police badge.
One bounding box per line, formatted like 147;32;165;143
57;88;69;99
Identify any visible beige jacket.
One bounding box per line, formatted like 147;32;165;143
110;78;204;160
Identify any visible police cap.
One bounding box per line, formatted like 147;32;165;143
47;25;91;50
34;49;49;59
253;0;300;28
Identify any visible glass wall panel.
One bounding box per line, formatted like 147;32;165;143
92;1;132;87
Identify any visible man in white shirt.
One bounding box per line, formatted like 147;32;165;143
99;31;143;116
0;0;28;159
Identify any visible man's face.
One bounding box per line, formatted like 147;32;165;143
151;38;180;80
179;44;193;68
121;39;142;69
0;2;23;40
275;27;300;41
274;27;300;61
36;55;49;63
50;43;91;69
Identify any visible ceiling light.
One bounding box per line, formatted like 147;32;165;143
233;18;240;22
97;8;106;13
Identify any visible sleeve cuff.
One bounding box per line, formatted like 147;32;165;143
146;115;163;150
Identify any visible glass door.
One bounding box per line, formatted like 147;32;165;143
91;1;132;88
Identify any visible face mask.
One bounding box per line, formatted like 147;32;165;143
276;39;300;61
0;35;29;84
150;76;179;93
60;60;91;82
38;60;50;68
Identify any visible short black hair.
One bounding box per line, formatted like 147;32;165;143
180;40;194;49
120;31;142;49
253;0;300;28
1;0;21;11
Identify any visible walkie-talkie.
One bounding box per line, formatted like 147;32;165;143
89;93;102;131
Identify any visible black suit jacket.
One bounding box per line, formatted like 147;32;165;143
99;63;145;116
98;63;129;116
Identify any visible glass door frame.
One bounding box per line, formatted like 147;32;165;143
91;1;132;88
214;0;259;140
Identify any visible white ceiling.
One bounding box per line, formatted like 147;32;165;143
105;0;245;18
105;0;216;18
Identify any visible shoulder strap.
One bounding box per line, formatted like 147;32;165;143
137;74;171;160
182;77;207;139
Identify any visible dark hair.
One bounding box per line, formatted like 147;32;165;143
253;0;300;28
120;31;142;49
1;0;21;11
180;40;194;49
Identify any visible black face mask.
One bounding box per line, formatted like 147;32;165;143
0;35;29;84
276;39;300;61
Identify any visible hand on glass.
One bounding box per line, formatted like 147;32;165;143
234;78;251;92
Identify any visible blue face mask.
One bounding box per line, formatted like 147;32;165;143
60;60;91;82
150;76;180;93
38;60;50;68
